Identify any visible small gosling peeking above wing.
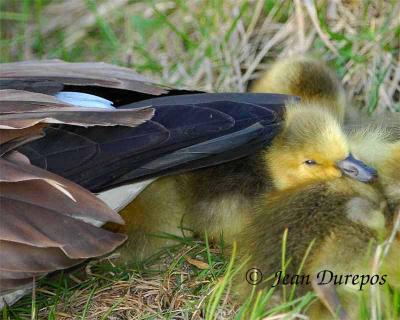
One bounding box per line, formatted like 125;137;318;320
251;57;346;122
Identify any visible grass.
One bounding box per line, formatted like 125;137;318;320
1;0;399;319
1;0;399;109
2;233;319;319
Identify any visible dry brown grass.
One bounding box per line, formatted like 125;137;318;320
2;0;399;111
30;243;237;319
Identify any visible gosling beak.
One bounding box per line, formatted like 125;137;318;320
336;153;377;182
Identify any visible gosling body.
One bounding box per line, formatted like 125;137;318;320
236;176;398;319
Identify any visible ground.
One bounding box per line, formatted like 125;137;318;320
1;0;399;319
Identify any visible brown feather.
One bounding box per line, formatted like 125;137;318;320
0;90;154;129
0;89;71;112
0;278;32;294
0;241;81;275
0;60;168;95
2;151;30;164
0;197;126;259
0;158;123;224
0;124;45;145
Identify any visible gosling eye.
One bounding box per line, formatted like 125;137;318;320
304;160;317;166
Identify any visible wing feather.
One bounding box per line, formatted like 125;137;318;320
0;60;168;95
0;198;126;258
0;157;123;224
0;153;126;295
0;89;154;129
0;241;81;275
0;60;293;304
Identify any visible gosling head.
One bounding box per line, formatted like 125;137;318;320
348;127;400;205
265;103;377;190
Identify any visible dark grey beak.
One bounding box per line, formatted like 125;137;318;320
336;153;377;182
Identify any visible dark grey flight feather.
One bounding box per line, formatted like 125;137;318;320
19;93;290;191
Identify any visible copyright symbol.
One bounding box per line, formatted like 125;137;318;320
246;268;263;285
